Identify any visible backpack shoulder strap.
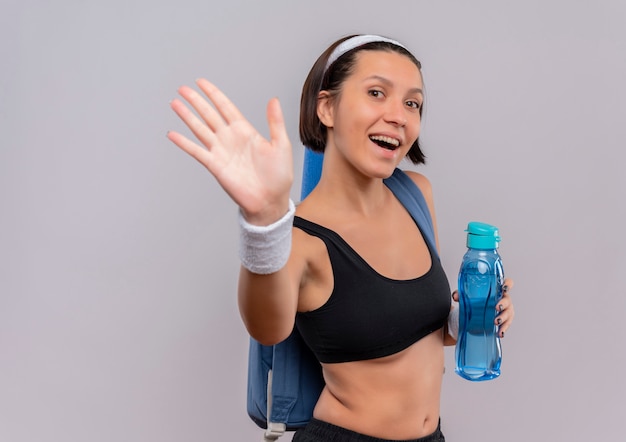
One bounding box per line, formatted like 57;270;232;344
383;168;438;258
262;332;299;441
267;329;323;430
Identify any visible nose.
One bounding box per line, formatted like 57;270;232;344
384;100;407;127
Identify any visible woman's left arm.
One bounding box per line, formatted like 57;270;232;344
404;171;516;344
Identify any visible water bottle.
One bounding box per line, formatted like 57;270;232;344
455;222;504;381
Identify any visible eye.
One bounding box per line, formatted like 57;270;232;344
368;89;384;98
406;100;421;110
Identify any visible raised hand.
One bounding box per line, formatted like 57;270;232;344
167;79;294;225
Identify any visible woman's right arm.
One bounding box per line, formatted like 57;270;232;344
238;262;302;345
168;79;301;345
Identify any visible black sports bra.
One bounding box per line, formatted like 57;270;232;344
294;216;451;364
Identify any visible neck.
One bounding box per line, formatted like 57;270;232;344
314;148;394;217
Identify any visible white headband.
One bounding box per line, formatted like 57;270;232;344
324;35;407;71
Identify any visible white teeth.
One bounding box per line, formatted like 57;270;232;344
370;135;400;147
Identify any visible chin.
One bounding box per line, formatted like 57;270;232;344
367;163;399;179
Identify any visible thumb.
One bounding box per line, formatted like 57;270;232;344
267;97;289;148
452;290;459;302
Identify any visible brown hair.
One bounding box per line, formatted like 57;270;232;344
299;35;426;165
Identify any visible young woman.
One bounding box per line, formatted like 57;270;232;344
168;34;514;442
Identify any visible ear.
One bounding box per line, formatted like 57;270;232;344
317;91;334;128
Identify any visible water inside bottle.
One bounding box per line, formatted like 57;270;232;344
456;259;503;381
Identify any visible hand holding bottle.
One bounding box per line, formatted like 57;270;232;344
452;278;514;339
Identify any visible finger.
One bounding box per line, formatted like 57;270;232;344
498;316;513;338
267;98;289;148
177;86;226;133
167;130;213;170
503;278;514;293
170;98;223;153
196;78;245;125
496;278;514;311
495;308;513;326
496;304;514;338
496;295;511;313
496;314;509;338
451;290;459;302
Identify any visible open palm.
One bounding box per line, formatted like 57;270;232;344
168;79;293;224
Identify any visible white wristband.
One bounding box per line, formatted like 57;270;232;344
238;199;296;274
447;301;459;340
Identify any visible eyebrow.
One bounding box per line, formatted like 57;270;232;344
365;75;423;95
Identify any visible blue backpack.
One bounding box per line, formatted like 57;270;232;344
246;150;438;441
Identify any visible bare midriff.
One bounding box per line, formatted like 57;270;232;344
313;330;444;440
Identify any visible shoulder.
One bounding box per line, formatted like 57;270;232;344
400;170;440;243
401;169;434;201
291;205;329;277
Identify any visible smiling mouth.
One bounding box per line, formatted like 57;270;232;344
369;135;400;150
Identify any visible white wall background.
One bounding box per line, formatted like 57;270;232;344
1;1;625;441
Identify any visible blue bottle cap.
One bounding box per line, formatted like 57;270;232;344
466;221;501;249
